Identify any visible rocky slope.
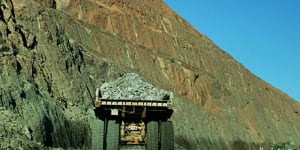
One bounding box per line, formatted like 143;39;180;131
0;0;299;149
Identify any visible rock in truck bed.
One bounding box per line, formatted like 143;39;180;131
99;73;171;101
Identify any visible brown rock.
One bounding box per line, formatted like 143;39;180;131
0;0;299;149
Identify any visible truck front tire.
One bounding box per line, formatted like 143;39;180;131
146;121;159;150
106;120;120;150
91;119;104;150
160;121;174;150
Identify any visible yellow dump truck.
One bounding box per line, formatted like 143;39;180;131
92;88;174;150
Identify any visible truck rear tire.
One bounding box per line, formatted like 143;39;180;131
146;121;159;150
91;119;104;150
160;121;174;150
106;120;120;150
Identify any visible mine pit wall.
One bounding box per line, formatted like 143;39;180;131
59;0;300;148
58;9;300;150
59;2;300;147
0;0;299;149
60;0;300;113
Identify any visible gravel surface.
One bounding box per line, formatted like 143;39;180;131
100;73;171;100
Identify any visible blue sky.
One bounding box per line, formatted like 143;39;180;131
164;0;300;102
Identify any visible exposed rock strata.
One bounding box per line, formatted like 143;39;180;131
0;0;299;149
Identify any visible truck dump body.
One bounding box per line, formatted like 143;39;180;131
94;88;173;121
96;99;171;107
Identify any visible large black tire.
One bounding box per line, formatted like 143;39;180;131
106;120;120;150
146;121;159;150
160;121;174;150
91;119;105;150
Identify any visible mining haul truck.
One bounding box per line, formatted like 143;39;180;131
92;88;174;150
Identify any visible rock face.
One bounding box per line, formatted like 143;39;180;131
0;0;299;149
